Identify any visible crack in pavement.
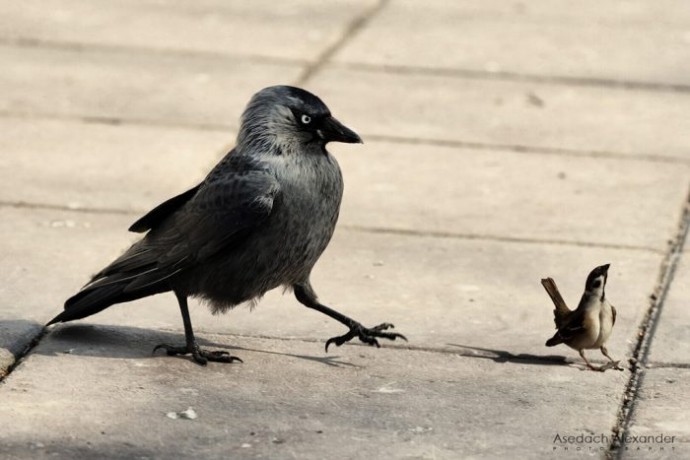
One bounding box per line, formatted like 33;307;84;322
341;225;667;254
2;109;688;166
5;35;690;95
607;183;690;459
332;61;690;95
0;200;666;253
365;134;690;166
0;36;309;67
295;0;390;86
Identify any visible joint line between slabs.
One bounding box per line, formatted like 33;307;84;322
342;225;664;254
366;134;690;166
0;200;663;253
5;37;689;95
0;36;309;68
333;62;690;95
295;0;389;86
2;110;686;167
607;183;690;459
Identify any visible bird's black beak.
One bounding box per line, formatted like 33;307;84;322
600;263;611;273
319;116;362;144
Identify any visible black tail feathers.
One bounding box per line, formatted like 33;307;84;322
48;277;165;326
48;284;124;326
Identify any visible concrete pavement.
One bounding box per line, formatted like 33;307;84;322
1;1;689;458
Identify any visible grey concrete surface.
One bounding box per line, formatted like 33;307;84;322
0;331;628;460
624;368;690;459
310;68;690;160
646;257;690;366
0;0;376;62
620;248;690;458
0;206;660;360
1;0;690;458
333;0;690;87
4;120;687;249
0;44;303;126
0;320;41;377
0;118;231;211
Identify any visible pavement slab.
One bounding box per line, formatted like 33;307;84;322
308;67;690;161
3;120;687;250
1;206;662;364
645;254;690;366
0;320;42;378
620;252;690;458
1;1;690;458
0;0;377;62
0;331;629;459
334;0;690;87
0;118;231;212
0;44;303;126
335;141;689;250
623;368;690;459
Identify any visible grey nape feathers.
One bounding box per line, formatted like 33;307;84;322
49;85;406;365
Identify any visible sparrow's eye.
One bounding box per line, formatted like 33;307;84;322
300;114;312;125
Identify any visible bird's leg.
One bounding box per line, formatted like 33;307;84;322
600;346;624;371
579;349;604;372
294;283;407;352
153;291;242;365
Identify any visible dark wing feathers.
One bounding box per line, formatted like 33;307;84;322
128;184;202;233
51;165;280;325
103;170;280;288
545;308;585;346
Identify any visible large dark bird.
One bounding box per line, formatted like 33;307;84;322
49;86;406;364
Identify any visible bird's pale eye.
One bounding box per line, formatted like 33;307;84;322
300;114;312;125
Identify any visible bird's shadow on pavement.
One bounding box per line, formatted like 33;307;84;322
41;323;357;368
447;343;573;367
447;345;624;372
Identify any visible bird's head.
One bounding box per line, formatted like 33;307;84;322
584;263;610;300
237;85;362;154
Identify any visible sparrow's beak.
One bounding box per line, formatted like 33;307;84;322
319;116;362;144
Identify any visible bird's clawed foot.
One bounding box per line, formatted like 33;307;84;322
325;322;407;352
153;343;243;366
585;363;607;372
600;360;625;372
583;361;624;372
599;347;624;371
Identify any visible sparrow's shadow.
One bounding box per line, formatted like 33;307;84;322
446;343;570;366
44;324;357;368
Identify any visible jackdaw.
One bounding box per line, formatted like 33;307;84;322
48;85;406;364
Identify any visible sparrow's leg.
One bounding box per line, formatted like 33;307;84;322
153;291;242;365
600;346;624;371
579;349;605;372
294;283;407;352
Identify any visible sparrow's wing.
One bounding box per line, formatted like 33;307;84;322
553;308;586;341
611;305;617;327
541;277;571;328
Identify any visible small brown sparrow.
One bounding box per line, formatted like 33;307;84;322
542;264;623;372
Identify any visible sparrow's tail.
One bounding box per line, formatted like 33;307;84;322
541;277;571;329
545;335;563;347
